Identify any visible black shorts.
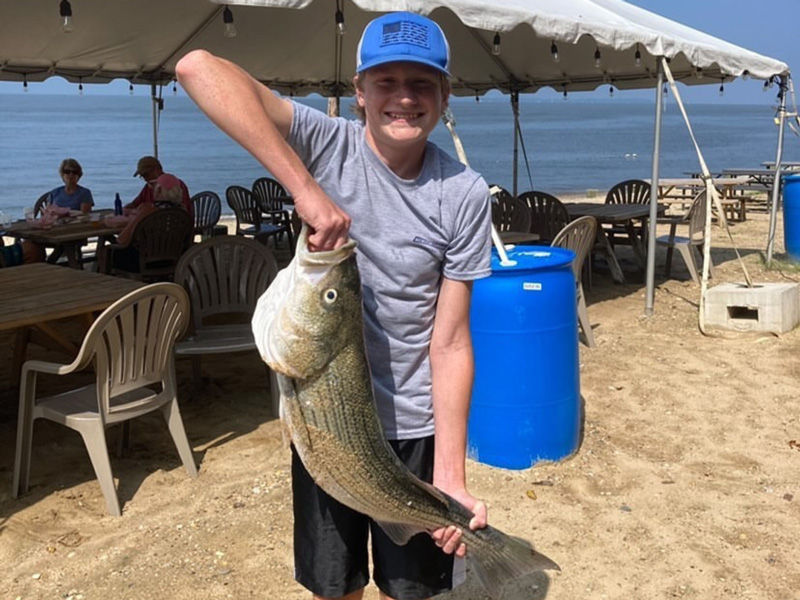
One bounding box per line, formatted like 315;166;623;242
291;436;464;600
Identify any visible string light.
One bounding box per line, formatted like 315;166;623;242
129;83;134;95
609;85;614;97
719;80;725;97
563;87;568;100
763;77;775;91
634;44;641;67
78;77;83;96
23;74;28;93
550;41;559;63
695;67;704;79
594;47;602;69
492;33;501;56
223;6;237;38
741;70;750;81
173;79;178;95
335;0;345;35
59;0;74;33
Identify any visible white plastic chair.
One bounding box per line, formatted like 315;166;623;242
174;236;280;416
12;283;197;516
656;191;713;284
552;216;598;348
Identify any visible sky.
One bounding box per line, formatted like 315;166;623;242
0;0;797;104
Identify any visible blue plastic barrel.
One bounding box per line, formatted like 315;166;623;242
467;246;580;469
783;173;800;260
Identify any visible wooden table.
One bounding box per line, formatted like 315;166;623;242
647;176;753;220
4;212;122;269
565;202;664;284
720;168;777;187
651;176;752;198
0;263;144;386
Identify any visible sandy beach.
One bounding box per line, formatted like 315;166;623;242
1;202;799;600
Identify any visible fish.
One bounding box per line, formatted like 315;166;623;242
252;225;559;597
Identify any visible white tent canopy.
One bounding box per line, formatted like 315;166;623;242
0;0;788;94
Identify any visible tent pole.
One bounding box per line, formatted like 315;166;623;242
645;59;665;317
511;91;519;197
151;83;159;159
766;75;788;264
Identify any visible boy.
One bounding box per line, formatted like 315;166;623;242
177;11;491;600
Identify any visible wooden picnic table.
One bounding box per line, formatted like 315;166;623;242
649;176;753;198
719;168;777;186
564;202;664;284
0;262;144;386
761;161;800;170
647;177;759;221
3;211;122;269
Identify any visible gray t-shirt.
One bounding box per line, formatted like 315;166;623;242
288;101;492;439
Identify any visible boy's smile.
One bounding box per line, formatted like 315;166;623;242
356;62;450;177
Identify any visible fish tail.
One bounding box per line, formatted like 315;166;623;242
469;530;559;597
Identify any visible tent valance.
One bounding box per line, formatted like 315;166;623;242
0;0;788;96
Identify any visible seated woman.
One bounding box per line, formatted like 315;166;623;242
47;158;94;213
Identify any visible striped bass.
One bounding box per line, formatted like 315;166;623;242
252;226;559;597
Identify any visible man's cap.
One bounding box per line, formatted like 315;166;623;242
133;155;162;177
356;12;450;76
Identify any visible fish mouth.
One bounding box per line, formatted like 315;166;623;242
295;222;357;269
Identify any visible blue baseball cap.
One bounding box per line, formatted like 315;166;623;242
356;12;450;76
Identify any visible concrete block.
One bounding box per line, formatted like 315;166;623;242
704;282;800;334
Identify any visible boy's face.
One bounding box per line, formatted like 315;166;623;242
355;62;449;157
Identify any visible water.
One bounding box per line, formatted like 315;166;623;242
1;93;796;218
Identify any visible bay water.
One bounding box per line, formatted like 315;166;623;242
1;92;796;219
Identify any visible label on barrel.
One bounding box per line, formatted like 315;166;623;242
523;282;542;291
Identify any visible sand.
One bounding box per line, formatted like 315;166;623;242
1;204;798;600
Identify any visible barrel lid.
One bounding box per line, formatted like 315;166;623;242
490;246;575;272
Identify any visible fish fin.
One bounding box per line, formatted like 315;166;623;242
276;374;305;450
469;530;560;597
375;521;427;546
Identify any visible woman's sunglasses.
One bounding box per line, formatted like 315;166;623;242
62;169;80;176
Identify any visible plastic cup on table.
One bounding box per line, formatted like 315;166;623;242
24;207;35;223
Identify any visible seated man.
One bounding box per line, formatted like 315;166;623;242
102;174;189;274
126;156;192;218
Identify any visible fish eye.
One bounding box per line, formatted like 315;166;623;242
323;289;338;304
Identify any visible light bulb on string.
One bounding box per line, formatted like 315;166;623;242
492;33;501;56
550;41;559;63
719;81;725;97
634;44;641;67
173;80;178;95
335;2;346;35
223;6;237;38
563;88;568;100
594;47;602;68
129;83;134;96
59;0;74;33
741;70;750;81
695;67;704;79
609;85;614;97
78;78;83;96
23;75;28;93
